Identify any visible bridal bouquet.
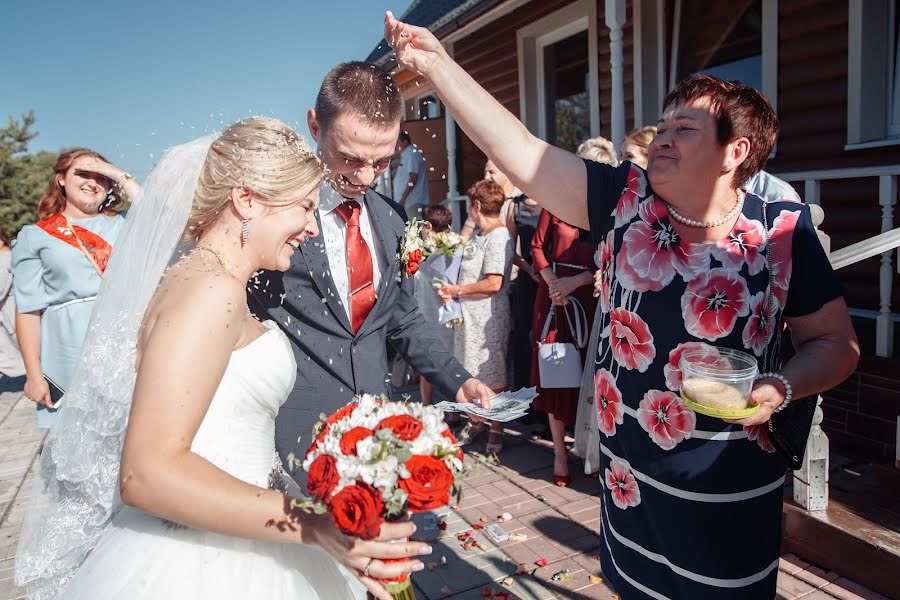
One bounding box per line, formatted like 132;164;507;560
422;230;466;257
421;231;466;327
301;394;464;599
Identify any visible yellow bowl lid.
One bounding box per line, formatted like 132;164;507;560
681;392;761;420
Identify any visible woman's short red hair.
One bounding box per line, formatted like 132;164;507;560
467;180;505;216
662;75;779;187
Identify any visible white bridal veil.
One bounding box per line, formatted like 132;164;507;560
14;135;214;599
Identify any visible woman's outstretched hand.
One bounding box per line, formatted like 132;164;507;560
384;11;446;76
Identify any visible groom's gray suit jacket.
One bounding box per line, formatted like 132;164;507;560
248;189;470;481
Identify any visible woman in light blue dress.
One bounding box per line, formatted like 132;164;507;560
12;148;139;427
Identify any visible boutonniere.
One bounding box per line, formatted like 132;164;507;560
396;219;428;279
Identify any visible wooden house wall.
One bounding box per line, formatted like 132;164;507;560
452;0;634;192
767;0;900;317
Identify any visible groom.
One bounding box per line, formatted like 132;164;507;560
249;62;491;485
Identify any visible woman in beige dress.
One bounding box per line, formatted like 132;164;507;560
439;180;513;453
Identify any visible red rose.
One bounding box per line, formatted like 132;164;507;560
405;259;421;277
441;429;464;461
326;402;357;426
339;426;374;456
307;454;340;501
375;415;423;441
409;248;423;263
330;482;385;539
399;455;453;512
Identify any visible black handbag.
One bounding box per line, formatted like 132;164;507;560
767;395;816;470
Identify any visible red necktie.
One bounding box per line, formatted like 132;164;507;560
334;201;376;333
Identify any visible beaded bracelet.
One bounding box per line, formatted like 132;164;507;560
758;372;792;413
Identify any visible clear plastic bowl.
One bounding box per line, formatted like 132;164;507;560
679;347;759;418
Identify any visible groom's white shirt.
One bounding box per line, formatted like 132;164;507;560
318;182;389;320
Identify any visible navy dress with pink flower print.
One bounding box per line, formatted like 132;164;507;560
585;161;843;600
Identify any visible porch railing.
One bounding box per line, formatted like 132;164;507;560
775;165;900;358
773;165;900;511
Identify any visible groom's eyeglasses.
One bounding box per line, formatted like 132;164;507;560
330;151;393;173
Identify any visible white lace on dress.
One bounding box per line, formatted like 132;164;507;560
14;138;211;599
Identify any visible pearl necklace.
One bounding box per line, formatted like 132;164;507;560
666;189;743;228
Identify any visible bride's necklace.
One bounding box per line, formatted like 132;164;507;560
194;245;231;272
193;246;254;317
666;189;743;228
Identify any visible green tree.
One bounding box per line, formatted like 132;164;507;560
0;111;56;236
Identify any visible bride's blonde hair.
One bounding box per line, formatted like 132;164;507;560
185;117;323;240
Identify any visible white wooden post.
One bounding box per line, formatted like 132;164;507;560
794;205;830;511
794;396;829;511
606;0;626;150
877;175;897;357
444;111;465;232
809;204;830;254
804;179;821;205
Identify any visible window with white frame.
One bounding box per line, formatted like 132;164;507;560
516;0;599;147
543;30;591;152
671;0;764;90
631;0;778;127
847;0;900;147
404;92;441;121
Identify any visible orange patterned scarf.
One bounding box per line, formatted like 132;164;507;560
36;213;113;275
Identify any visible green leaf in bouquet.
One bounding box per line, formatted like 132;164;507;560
375;428;395;443
384;488;408;518
453;484;463;506
289;498;327;515
394;447;413;464
286;452;303;473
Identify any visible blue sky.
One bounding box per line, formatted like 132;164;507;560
1;1;411;179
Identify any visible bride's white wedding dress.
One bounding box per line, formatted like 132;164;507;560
57;320;365;599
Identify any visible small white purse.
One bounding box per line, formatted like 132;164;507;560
537;297;588;389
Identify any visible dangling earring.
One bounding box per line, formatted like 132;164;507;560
240;218;250;247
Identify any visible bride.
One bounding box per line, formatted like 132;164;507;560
14;118;430;600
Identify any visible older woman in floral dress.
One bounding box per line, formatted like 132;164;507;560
386;14;859;599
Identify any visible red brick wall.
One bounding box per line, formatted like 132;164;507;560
821;356;898;462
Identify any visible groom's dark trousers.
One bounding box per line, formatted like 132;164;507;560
249;189;469;489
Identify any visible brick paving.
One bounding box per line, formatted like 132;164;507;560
0;380;889;599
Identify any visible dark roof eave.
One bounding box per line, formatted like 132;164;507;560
367;0;511;67
431;0;509;40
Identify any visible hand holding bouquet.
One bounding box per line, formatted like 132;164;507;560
300;394;464;599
